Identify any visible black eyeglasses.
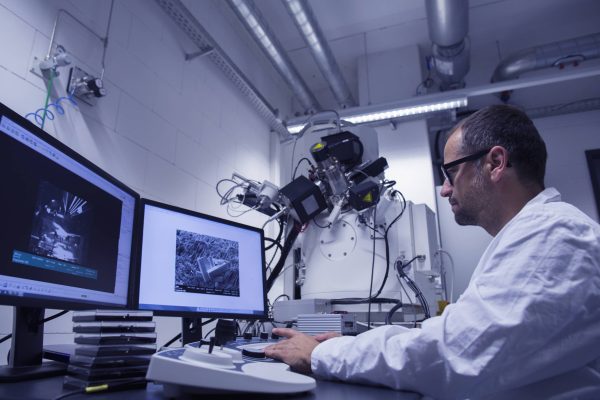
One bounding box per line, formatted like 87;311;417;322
441;148;491;186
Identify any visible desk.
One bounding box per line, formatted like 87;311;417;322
0;375;423;400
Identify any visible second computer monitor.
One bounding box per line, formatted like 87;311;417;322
135;200;267;319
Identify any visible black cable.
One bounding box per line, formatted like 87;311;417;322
377;190;407;292
203;327;216;339
397;278;418;327
266;222;301;292
41;310;69;324
216;178;239;204
1;310;69;345
53;379;148;400
369;190;407;299
366;207;377;330
398;258;430;317
330;297;400;305
243;320;256;335
273;294;290;303
362;219;384;237
400;256;421;271
266;242;281;270
312;216;331;229
396;260;431;319
407;279;430;318
264;219;284;250
327;190;407;306
292;157;315;180
162;333;182;348
385;302;403;325
161;318;217;348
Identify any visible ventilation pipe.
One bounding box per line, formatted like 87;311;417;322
426;0;470;91
526;98;600;120
492;33;600;83
282;0;355;108
227;0;320;114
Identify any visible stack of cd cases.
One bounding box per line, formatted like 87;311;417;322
63;310;156;390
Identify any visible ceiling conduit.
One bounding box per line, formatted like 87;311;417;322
492;32;600;83
526;97;600;120
227;0;320;114
282;0;355;108
426;0;470;91
155;0;290;138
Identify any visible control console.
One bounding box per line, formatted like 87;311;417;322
146;337;316;395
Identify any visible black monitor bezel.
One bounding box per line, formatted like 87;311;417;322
133;198;268;320
0;101;140;311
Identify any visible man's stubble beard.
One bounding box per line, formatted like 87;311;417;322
454;167;489;227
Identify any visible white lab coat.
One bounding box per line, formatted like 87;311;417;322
311;188;600;399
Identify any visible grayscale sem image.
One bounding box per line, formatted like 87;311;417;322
174;230;240;297
29;181;93;266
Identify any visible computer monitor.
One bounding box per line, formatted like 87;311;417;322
134;200;267;342
0;102;138;381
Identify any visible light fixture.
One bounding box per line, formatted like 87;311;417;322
285;64;600;137
286;96;468;134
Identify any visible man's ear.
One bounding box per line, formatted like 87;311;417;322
488;146;509;183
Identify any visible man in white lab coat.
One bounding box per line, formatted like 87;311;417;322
265;105;600;399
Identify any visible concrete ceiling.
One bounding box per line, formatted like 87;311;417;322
235;0;600;115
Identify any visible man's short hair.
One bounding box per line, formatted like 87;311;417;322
453;104;547;188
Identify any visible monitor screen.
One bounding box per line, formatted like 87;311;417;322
135;200;267;319
0;102;138;310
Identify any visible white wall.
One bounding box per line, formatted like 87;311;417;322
537;110;600;222
0;0;289;364
436;109;600;300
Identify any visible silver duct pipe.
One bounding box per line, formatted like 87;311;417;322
492;33;600;83
227;0;320;114
426;0;470;90
526;98;600;120
282;0;355;108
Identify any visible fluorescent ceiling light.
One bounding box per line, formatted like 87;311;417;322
287;97;467;134
287;124;305;134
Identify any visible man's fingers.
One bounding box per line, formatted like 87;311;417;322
271;327;301;338
263;344;278;358
314;331;341;342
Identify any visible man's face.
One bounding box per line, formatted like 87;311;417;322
440;129;489;226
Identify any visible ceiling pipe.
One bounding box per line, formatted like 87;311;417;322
525;97;600;120
227;0;320;114
155;0;290;139
282;0;355;108
425;0;470;91
492;32;600;83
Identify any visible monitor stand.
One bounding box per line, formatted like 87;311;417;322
0;307;67;382
181;317;203;345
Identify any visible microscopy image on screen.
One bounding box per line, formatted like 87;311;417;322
27;181;94;272
175;230;240;297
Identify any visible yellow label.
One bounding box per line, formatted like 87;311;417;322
312;142;325;151
362;192;373;203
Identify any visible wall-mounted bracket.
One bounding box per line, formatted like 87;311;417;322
67;66;106;106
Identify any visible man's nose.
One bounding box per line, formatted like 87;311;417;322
440;179;452;197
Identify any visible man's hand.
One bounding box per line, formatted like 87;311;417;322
314;331;341;342
264;328;335;374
